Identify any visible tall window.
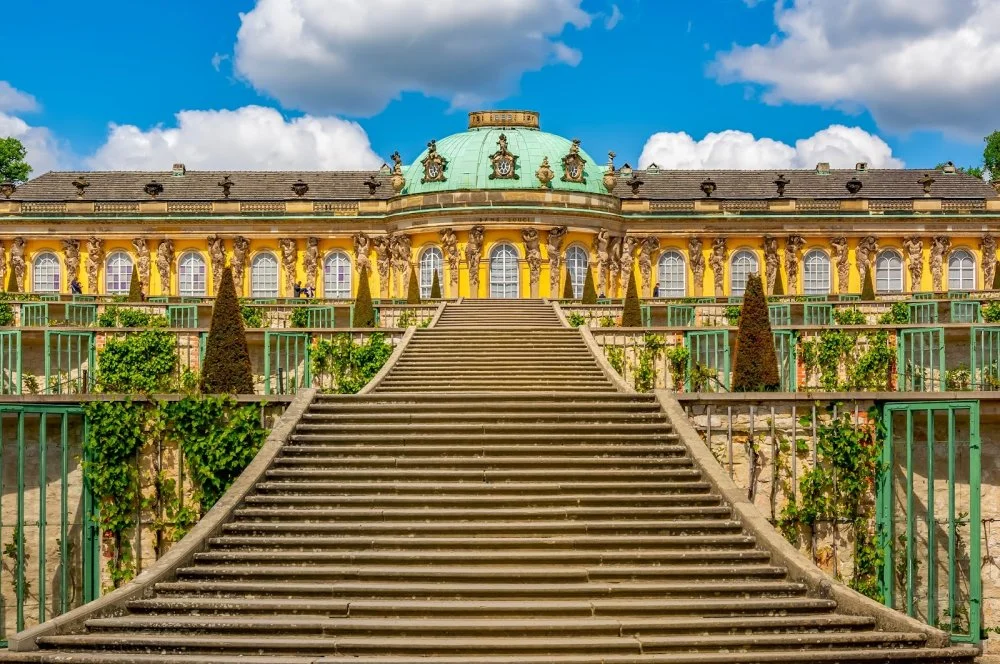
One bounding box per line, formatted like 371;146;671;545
32;252;60;293
565;246;588;298
657;250;685;297
875;250;903;293
802;250;831;295
948;249;976;291
323;251;352;298
489;244;519;299
729;250;758;296
105;251;134;295
178;252;207;297
250;252;279;298
419;247;444;298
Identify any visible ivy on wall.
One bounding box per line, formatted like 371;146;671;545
97;330;179;393
311;333;393;394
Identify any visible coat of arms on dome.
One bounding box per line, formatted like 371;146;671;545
421;140;448;184
561;139;587;184
488;133;519;180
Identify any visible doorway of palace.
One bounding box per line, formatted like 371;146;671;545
878;401;981;643
489;244;520;299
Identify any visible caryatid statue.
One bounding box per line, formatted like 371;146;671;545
0;241;6;291
607;236;623;297
620;236;639;290
439;228;459;296
902;236;923;292
521;228;543;297
709;237;728;297
390;234;412;296
784;235;805;295
593;229;610;295
86;237;104;293
981;235;997;290
762;236;779;295
207;234;226;293
465;225;486;298
132;238;152;294
10;238;25;292
930;236;951;292
353;232;372;275
156;239;174;295
855;235;878;286
372;235;392;298
546;226;568;296
304;238;320;294
830;237;849;294
231;236;250;292
278;238;297;297
638;236;660;297
688;237;705;296
61;239;81;292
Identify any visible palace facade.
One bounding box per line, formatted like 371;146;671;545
1;110;999;301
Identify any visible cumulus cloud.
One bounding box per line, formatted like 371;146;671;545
233;0;592;116
0;81;68;177
604;5;623;30
713;0;1000;137
0;82;39;114
638;125;903;170
86;106;383;171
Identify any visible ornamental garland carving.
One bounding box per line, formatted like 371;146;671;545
390;234;412;295
981;235;997;290
710;237;728;297
546;226;568;295
278;238;297;297
61;239;81;292
466;225;486;298
353;232;372;275
521;228;542;292
231;236;250;292
638;236;660;297
762;235;779;295
86;237;104;294
856;236;878;286
439;228;460;294
688;237;705;296
11;238;25;292
304;238;319;293
594;229;610;295
156;240;174;296
784;235;805;295
489;134;519;180
930;236;951;292
561;139;586;184
132;238;151;295
830;237;849;294
902;236;923;292
207;235;226;293
372;235;392;298
420;140;447;184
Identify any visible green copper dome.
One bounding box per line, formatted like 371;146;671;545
402;111;607;196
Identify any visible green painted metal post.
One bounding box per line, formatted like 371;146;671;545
16;410;24;631
60;412;69;616
38;413;47;623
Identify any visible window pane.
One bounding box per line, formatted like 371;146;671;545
178;252;207;297
876;252;903;293
948;250;975;290
490;245;519;299
730;250;758;296
419;248;444;298
251;253;279;298
657;251;685;297
105;251;134;295
323;252;352;298
803;250;831;295
565;247;588;298
32;253;61;293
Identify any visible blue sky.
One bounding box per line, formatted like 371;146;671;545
2;0;996;176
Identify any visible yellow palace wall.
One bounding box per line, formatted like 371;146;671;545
13;233;992;299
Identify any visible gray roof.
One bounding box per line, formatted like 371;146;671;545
611;168;998;200
8;167;996;202
10;170;394;202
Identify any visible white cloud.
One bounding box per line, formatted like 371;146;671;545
211;53;230;72
605;5;623;30
86;105;383;171
638;125;903;170
233;0;592;116
713;0;1000;137
0;82;38;114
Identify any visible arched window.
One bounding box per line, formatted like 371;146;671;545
489;244;519;299
105;251;134;295
802;250;831;295
32;252;60;293
948;249;976;291
250;253;279;298
565;246;589;298
875;250;904;293
419;247;444;298
178;252;207;297
323;251;352;299
657;250;685;297
729;250;759;296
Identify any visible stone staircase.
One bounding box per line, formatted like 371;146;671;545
0;299;980;662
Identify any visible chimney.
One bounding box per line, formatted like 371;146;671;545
172;163;186;177
855;162;868;172
815;162;830;175
942;161;957;174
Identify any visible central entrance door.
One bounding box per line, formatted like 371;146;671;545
489;244;520;299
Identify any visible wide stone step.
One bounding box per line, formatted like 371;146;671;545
205;534;760;551
240;492;722;507
285;432;677;444
278;443;686;456
251;480;715;495
263;467;702;480
231;505;728;521
312;392;649;403
268;456;693;469
150;579;809;599
291;422;669;435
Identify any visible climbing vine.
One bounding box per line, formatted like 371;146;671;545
983;302;1000;323
664;344;690;390
567;312;586;327
239;300;267;328
776;406;884;600
632;333;665;392
311;333;393;393
0;302;13;326
97;307;167;328
800;329;894;392
96;330;179;393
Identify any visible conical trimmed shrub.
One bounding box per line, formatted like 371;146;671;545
772;270;785;296
621;270;642;327
581;268;598;304
731;273;780;392
201;266;253;394
6;270;18;293
127;268;143;302
993;262;1000;290
430;268;442;299
406;266;421;304
354;267;376;328
562;268;575;299
861;266;876;300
